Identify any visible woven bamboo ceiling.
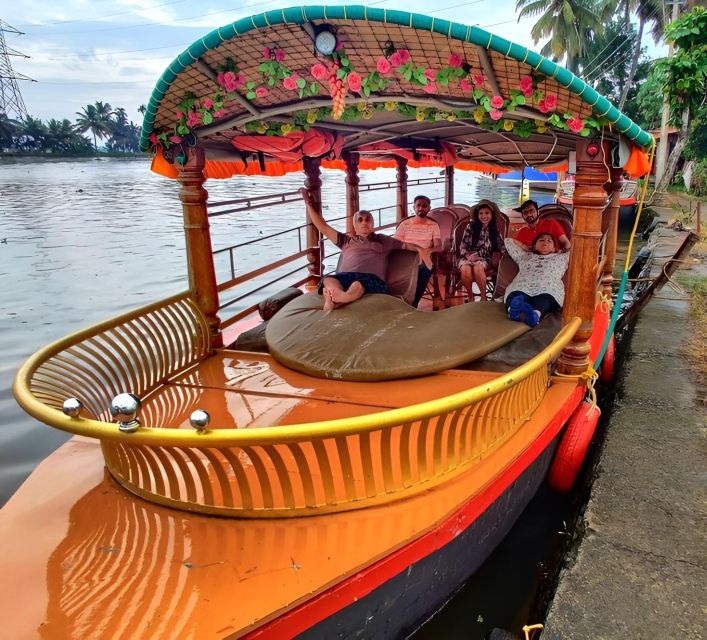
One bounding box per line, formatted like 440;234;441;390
140;5;653;175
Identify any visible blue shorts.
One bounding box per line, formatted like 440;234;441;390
322;272;389;295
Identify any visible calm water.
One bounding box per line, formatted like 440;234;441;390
0;157;558;639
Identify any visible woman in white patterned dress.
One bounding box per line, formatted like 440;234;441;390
504;233;570;327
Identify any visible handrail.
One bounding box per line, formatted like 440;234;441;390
14;310;580;447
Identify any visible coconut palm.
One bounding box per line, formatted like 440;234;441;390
46;119;80;152
19;116;47;151
616;0;664;109
0;113;20;149
516;0;606;73
74;102;114;150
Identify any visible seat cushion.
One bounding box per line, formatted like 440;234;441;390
265;293;530;381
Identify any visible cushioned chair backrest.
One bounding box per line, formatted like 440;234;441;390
538;204;573;240
447;204;473;219
427;207;458;250
492;253;520;299
385;249;419;305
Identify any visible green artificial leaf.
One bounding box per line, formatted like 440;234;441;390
246;91;256;100
516;95;526;106
580;128;591;136
311;82;320;93
177;124;189;135
297;77;306;89
337;69;346;79
202;112;213;125
268;77;275;86
473;89;484;100
246;81;256;90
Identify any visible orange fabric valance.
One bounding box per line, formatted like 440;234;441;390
624;145;651;178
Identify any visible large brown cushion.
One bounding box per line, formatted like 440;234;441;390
265;293;530;381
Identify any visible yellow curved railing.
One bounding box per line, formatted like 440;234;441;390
14;295;580;517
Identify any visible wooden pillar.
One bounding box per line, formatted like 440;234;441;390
600;168;623;298
444;165;454;206
344;151;359;235
303;156;323;289
557;140;610;375
177;147;222;348
396;156;408;223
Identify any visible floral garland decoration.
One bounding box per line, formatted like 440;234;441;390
152;45;600;151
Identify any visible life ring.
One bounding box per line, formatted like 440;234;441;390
600;335;616;383
547;401;601;494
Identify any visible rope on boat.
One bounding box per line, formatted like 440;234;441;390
593;140;657;372
523;623;544;639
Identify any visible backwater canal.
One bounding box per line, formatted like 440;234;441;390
1;156;594;639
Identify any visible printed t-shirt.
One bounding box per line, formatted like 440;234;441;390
335;231;404;281
504;238;570;306
515;219;566;247
395;217;441;265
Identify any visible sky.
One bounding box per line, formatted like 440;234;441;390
2;0;668;126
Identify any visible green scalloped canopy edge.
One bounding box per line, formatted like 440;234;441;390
139;4;654;152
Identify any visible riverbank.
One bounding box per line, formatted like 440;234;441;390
542;251;706;637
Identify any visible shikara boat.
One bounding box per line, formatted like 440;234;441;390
558;173;640;227
5;5;668;638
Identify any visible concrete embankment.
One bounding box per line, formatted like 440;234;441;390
542;291;706;638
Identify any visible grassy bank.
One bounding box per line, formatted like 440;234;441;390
675;237;707;389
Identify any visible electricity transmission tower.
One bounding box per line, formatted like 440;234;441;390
0;19;34;120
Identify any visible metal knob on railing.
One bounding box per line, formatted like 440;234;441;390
62;397;84;418
110;393;142;433
190;409;210;431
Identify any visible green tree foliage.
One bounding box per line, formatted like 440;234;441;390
74;101;114;150
655;6;707;191
515;0;606;73
0;113;21;149
634;65;664;130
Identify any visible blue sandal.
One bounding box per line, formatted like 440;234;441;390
508;296;524;321
521;302;539;327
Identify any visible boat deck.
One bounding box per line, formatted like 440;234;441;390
0;366;581;639
143;350;510;429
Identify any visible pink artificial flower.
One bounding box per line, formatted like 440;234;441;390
187;111;202;127
217;72;224;86
423;82;437;94
175;110;185;120
522;87;534;98
263;47;271;59
283;75;298;90
274;48;286;62
347;72;362;92
234;72;246;88
389;51;403;68
311;63;328;81
537;99;549;114
490;95;504;109
460;78;472;92
148;132;158;144
567;117;585;133
202;98;214;109
519;75;533;93
489;109;503;121
169;135;182;143
424;68;437;82
222;71;237;88
448;53;463;68
376;57;392;74
255;87;269;98
397;49;411;64
335;39;345;51
545;94;558;110
472;73;485;86
213;109;226;118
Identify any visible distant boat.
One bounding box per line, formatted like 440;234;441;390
558;174;639;226
495;167;558;192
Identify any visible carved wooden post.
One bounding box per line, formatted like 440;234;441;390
177;147;222;348
557;140;610;375
396;156;408;222
344;151;359;235
600;168;623;298
444;165;454;206
303;156;323;289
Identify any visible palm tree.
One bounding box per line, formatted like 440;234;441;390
0;113;20;150
74;102;113;150
138;104;147;115
516;0;605;73
616;0;664;109
19;116;47;151
46;119;78;152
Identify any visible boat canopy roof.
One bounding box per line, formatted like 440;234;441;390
141;5;653;179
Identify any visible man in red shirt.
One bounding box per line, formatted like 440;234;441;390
514;199;571;252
